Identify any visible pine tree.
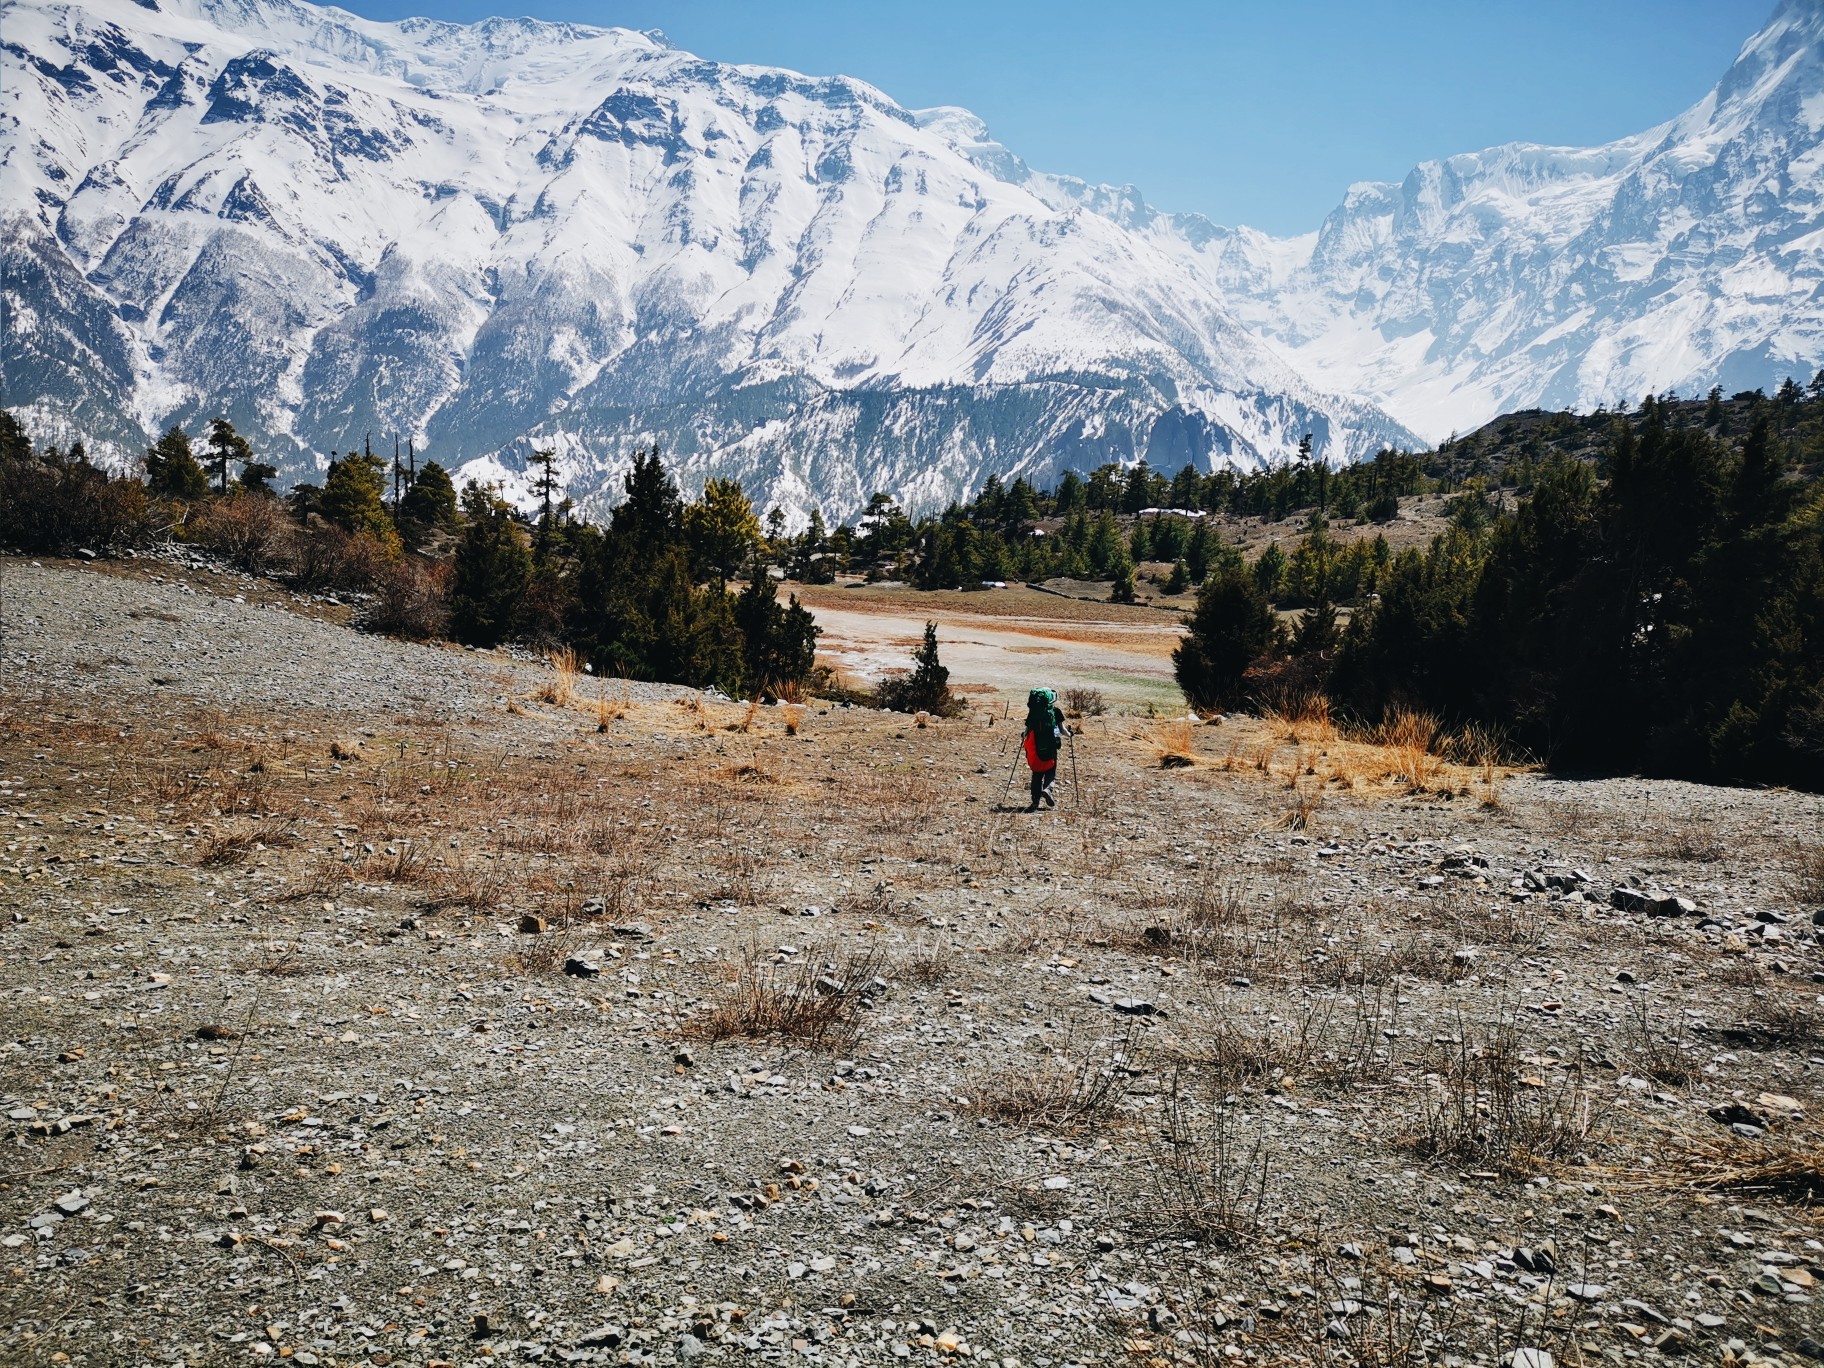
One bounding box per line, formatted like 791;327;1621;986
889;622;954;714
1129;519;1153;563
1293;595;1340;657
1185;522;1215;583
733;561;821;694
320;451;395;538
1173;565;1281;712
684;477;763;580
1086;511;1123;578
448;486;531;646
203;418;254;494
528;447;560;557
239;460;280;495
1253;543;1287;601
613;445;683;550
398;461;458;534
145;425;208;500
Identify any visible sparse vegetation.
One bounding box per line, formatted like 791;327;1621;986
1408;1020;1600;1172
685;946;885;1052
9;545;1824;1366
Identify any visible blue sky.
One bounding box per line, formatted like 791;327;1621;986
339;0;1773;234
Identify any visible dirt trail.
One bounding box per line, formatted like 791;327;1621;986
804;592;1186;710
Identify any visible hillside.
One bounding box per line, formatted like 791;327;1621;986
3;557;1822;1365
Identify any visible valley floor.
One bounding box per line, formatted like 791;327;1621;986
2;557;1822;1368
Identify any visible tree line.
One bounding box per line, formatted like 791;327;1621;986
1173;392;1824;787
0;415;818;701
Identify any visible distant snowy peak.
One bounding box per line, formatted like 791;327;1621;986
1;0;1415;519
9;0;1819;508
1189;0;1824;438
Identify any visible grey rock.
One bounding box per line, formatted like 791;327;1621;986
1110;998;1159;1016
1611;886;1654;913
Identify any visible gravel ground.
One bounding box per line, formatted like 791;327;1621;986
3;558;1823;1368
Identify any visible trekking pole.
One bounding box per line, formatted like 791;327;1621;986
998;736;1023;806
1068;727;1081;810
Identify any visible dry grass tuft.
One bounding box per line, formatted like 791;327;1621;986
363;841;434;886
1281;776;1322;830
1374;708;1443;791
1263;692;1336;744
197;819;298;867
1408;1021;1600;1172
1140;1074;1271;1247
593;680;629;731
425;857;501;912
1670;825;1726;864
1621;997;1698;1087
1794;842;1824;906
730;698;762;733
1153;718;1196;768
896;938;951;985
725;759;778;787
685;946;885;1052
969;1027;1139;1133
782;703;806;736
540;648;581;707
1659;1128;1824;1204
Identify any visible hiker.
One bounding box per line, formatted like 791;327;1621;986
1022;687;1068;811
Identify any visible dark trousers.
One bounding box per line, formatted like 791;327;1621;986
1029;767;1056;809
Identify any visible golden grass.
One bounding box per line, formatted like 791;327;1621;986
539;648;581;707
1152;718;1196;768
1263;692;1337;744
593;679;629;731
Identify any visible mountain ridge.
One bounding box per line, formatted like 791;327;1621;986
1;0;1413;520
6;0;1824;516
1182;0;1824;438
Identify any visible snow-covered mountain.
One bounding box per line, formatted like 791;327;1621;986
1173;0;1824;439
0;0;1414;519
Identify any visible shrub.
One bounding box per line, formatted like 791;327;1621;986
0;448;160;554
876;621;964;716
290;522;397;593
187;491;293;575
360;557;449;640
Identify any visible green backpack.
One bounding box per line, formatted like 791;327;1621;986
1026;688;1061;762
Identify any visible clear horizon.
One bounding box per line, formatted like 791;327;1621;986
329;0;1773;235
